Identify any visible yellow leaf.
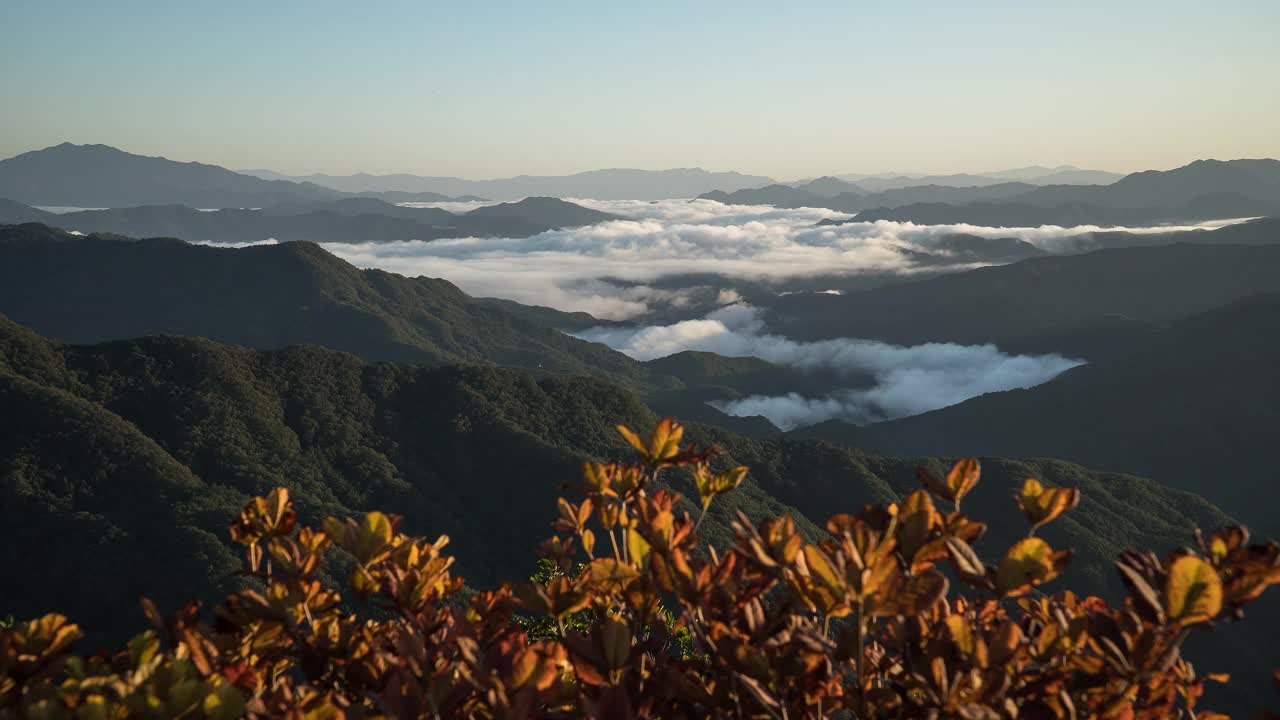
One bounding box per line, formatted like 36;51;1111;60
354;511;394;563
803;544;843;591
616;424;649;458
897;490;940;562
649;418;684;462
1165;555;1223;627
581;529;596;557
586;558;641;590
995;537;1070;597
202;682;246;720
627;527;651;567
1016;478;1080;530
698;465;748;508
946;458;981;504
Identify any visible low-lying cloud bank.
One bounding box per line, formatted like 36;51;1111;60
306;199;1241;319
575;305;1084;428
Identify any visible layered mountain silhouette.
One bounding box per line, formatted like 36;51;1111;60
0;143;345;208
761;231;1280;359
808;165;1124;191
704;159;1280;226
0;144;482;208
699;181;1040;213
0;196;619;244
0;223;814;429
241;167;777;201
0;223;645;380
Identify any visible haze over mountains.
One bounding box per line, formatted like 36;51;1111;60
241;166;777;201
240;164;1122;200
703;159;1280;226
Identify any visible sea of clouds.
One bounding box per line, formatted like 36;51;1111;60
573;304;1084;428
198;198;1240;428
311;198;1237;320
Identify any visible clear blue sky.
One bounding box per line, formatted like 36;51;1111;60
2;0;1277;178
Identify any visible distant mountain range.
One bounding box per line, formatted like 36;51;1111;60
0;144;479;208
241;167;778;201
0;196;619;244
711;180;1040;210
0;142;1140;210
705;159;1280;226
804;165;1125;191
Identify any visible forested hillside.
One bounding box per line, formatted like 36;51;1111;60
0;316;1238;644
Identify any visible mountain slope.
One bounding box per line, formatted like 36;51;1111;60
798;294;1280;534
853;194;1276;227
462;196;620;227
1022;158;1280;208
0;224;646;384
0;316;1239;648
0;196;609;244
0;198;56;223
762;239;1280;359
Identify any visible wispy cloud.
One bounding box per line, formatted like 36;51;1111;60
575;304;1084;428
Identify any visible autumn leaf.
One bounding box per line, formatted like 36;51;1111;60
917;458;980;506
1165;555;1223;627
996;537;1071;597
1015;478;1080;531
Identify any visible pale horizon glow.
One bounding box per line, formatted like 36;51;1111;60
2;1;1278;179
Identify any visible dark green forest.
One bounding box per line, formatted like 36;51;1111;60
5;312;1274;711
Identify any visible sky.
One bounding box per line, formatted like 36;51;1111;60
2;0;1278;179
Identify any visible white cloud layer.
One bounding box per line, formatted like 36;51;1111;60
302;199;1241;319
574;305;1084;428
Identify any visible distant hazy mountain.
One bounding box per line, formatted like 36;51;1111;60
1019;159;1280;208
848;173;1022;191
241;167;777;200
851;193;1278;227
717;160;1280;226
821;166;1124;190
460;196;619;226
0;198;55;223
700;181;1039;212
0;196;618;244
0;143;346;208
982;165;1125;185
700;184;857;209
792;176;863;197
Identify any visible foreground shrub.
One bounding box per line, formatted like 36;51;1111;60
2;419;1279;718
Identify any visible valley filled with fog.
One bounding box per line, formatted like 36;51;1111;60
274;196;1242;430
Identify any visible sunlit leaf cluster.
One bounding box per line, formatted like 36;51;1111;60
3;418;1279;718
